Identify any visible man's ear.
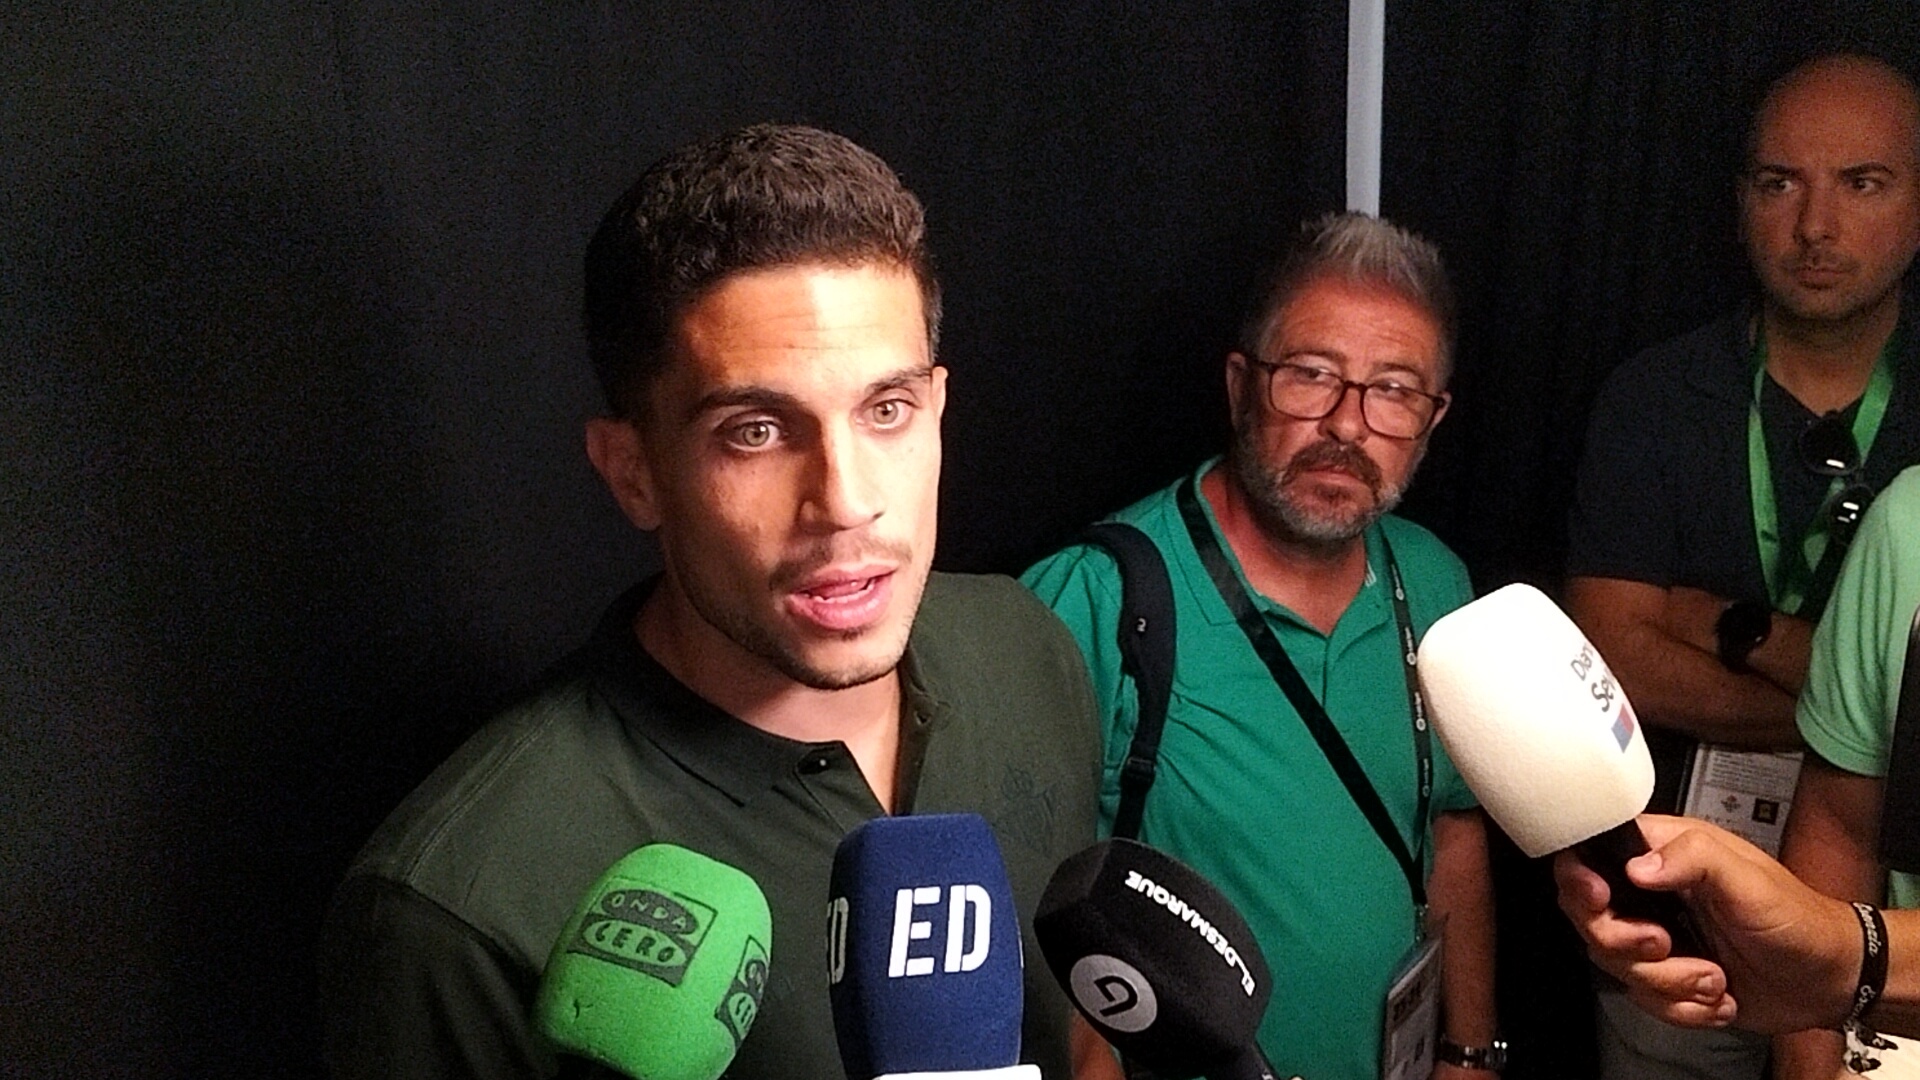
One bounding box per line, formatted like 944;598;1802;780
585;417;662;531
1224;351;1250;418
929;364;949;423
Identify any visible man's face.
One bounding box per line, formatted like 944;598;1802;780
612;262;945;691
1742;58;1920;327
1227;275;1446;547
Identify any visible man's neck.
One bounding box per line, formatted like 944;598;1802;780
635;583;902;808
1761;291;1902;414
1203;465;1369;636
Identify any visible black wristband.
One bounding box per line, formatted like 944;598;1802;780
1436;1036;1508;1072
1843;903;1892;1073
1849;902;1889;1023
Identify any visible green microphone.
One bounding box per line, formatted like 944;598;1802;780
534;844;773;1080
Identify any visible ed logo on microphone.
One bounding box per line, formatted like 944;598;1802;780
827;883;994;981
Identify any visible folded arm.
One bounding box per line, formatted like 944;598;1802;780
1566;576;1805;748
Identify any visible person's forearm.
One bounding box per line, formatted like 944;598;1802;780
1428;811;1497;1047
1660;586;1816;701
1568;578;1802;748
1592;618;1799;746
1776;757;1890;1076
1796;907;1920;1039
1742;612;1813;699
1875;909;1920;1038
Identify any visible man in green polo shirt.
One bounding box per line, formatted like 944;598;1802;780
1024;212;1497;1080
1776;464;1920;1068
319;124;1106;1080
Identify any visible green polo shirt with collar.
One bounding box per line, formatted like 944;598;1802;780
1022;458;1477;1080
319;572;1100;1080
1798;464;1920;909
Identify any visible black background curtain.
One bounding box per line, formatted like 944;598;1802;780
5;2;1913;1075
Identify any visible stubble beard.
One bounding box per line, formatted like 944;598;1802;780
1769;274;1902;331
1229;417;1420;554
677;540;928;692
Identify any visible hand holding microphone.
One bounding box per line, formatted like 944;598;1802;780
1417;583;1706;956
827;813;1038;1080
533;844;772;1080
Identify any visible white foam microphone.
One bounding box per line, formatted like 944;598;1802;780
1418;583;1704;954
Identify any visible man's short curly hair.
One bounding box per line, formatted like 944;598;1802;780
584;123;942;419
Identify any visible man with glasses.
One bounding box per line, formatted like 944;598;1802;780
1566;51;1920;1080
1025;213;1498;1080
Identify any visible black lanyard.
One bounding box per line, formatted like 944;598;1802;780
1177;476;1432;914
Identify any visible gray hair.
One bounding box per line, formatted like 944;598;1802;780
1239;212;1456;384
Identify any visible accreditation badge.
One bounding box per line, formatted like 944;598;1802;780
1379;935;1441;1080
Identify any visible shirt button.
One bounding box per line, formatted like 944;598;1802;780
800;752;834;774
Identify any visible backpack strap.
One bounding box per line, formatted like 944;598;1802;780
1879;600;1920;873
1078;522;1177;842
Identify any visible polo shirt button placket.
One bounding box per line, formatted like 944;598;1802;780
800;749;834;775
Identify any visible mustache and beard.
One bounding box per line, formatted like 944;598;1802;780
1229;414;1422;553
677;536;924;692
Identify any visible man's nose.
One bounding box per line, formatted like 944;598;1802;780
802;425;883;530
1795;182;1839;246
1318;380;1371;442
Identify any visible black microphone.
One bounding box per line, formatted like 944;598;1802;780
1035;838;1289;1080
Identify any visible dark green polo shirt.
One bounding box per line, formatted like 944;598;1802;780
320;573;1100;1080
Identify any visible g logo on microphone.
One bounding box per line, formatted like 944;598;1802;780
1068;954;1157;1033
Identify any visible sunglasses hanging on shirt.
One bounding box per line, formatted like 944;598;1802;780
1747;330;1899;615
1797;412;1877;549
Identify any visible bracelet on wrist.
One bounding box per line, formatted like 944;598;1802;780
1436;1036;1507;1073
1843;902;1891;1074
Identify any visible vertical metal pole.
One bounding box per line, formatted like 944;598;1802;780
1346;0;1386;215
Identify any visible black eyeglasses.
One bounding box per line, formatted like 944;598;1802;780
1798;413;1874;545
1249;359;1447;440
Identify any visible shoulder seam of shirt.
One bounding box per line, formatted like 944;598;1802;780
388;687;585;885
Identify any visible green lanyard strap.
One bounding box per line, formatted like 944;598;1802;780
1746;332;1896;614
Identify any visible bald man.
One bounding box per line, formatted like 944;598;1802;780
1565;51;1920;1080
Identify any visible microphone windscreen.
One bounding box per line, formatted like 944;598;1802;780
1417;583;1655;857
533;844;772;1080
1033;839;1270;1077
828;813;1029;1080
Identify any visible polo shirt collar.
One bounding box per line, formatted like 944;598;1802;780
585;578;907;809
1182;458;1393;642
1682;294;1919;403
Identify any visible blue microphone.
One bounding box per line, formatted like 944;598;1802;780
827;813;1039;1080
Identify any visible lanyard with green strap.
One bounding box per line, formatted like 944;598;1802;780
1746;332;1896;614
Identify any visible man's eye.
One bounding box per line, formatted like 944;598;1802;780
729;420;777;449
871;399;905;427
1369;382;1419;404
1852;176;1885;194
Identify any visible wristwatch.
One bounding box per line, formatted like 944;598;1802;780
1715;599;1772;673
1436;1036;1508;1072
